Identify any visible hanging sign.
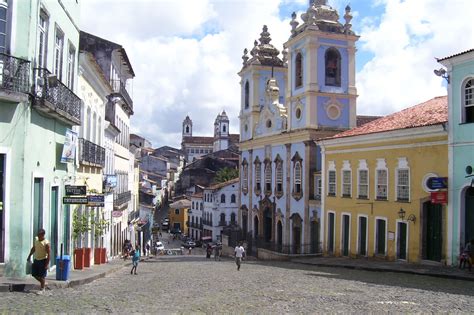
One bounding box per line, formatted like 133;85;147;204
87;195;105;207
60;129;78;164
63;196;88;205
427;177;448;190
65;185;86;196
431;191;448;204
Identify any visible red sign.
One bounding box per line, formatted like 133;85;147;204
112;211;122;218
431;191;447;204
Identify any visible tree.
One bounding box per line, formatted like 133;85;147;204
215;167;239;183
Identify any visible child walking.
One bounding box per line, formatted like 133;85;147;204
130;245;140;275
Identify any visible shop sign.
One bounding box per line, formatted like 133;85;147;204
65;185;86;196
427;177;448;190
431;191;448;204
63;196;88;205
112;211;122;218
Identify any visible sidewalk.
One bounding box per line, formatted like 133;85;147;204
0;256;152;292
291;256;474;281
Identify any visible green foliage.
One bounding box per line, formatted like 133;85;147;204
215;167;239;183
72;209;91;244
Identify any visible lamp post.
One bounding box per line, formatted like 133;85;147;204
398;208;416;223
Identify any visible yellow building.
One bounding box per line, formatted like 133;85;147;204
318;96;448;263
168;199;191;235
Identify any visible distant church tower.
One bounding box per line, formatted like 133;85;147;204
213;111;229;152
182;116;193;138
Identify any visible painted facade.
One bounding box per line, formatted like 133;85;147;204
319;96;448;263
168;199;190;235
202;178;239;242
438;49;474;265
189;194;203;241
0;0;81;276
239;1;357;255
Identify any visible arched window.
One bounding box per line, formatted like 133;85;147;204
254;157;262;194
220;194;226;203
275;155;283;197
294;161;302;194
295;53;303;88
244;81;250;109
220;213;226;225
264;161;272;195
86;107;91;141
192;201;195;209
231;194;236;203
186;125;189;133
464;78;474;123
223;125;226;133
325;48;341;87
242;159;249;194
231;213;236;223
200;202;203;210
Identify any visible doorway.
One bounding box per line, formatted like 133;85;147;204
463;187;474;246
277;220;282;251
423;201;442;261
263;207;272;242
310;220;320;253
358;216;367;256
0;154;5;262
327;212;335;254
341;214;350;256
33;178;44;237
50;187;59;266
397;221;407;260
253;216;259;239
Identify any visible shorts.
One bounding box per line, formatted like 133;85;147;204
32;259;48;278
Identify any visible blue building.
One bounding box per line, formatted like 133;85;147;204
437;49;474;265
238;0;359;256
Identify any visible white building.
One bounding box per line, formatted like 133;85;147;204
189;193;203;241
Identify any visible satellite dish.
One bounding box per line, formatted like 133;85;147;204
466;165;473;175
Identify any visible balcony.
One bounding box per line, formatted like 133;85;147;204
79;138;105;168
0;53;30;98
33;68;81;125
110;79;133;115
114;190;131;209
218;220;227;227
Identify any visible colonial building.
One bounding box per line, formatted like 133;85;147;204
202;178;240;242
437;49;474;265
79;31;135;258
239;0;358;256
189;193;204;241
0;0;81;276
319;96;448;263
181;112;239;163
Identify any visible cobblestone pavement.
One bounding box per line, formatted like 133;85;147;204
1;255;473;314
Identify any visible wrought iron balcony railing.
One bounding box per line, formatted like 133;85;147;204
0;53;30;94
33;68;81;125
114;190;131;209
111;79;133;114
79;138;105;168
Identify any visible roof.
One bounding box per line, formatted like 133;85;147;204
331;96;447;139
437;48;474;62
169;199;191;209
191;192;203;198
356;115;382;127
208;177;240;190
182;136;214;145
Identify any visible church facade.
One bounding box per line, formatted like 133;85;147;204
181;112;239;163
238;0;358;254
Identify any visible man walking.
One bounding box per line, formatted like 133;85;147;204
27;229;50;294
234;242;245;271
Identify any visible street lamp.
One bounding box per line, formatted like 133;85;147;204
398;208;416;223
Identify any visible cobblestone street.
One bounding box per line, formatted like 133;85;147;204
1;255;473;313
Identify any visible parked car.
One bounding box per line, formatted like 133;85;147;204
170;227;182;235
182;240;196;248
155;241;165;251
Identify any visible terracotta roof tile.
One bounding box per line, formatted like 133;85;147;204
207;177;240;190
332;96;447;139
356;115;382;127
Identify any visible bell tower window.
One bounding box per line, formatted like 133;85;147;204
325;48;341;87
295;53;303;88
244;81;250;109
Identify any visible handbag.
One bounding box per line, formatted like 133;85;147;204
25;260;32;275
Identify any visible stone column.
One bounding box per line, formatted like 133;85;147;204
248;149;253;236
303;140;313;253
285;143;292;247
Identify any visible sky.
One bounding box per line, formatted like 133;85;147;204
80;0;474;148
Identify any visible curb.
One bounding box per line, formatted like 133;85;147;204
292;261;474;282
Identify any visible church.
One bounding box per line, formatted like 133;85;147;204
181;112;239;163
238;0;365;255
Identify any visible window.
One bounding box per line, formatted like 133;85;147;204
328;170;336;196
220;194;225;203
223;125;226;133
230;213;236;223
175;209;179;215
295;52;303;88
0;4;7;53
37;11;48;69
342;170;351;197
464;79;474;123
275;155;283;197
314;174;321;200
244;81;250;109
192;201;195;209
295;107;302;120
254;157;261;194
266;119;272;129
396;169;410;201
54;28;64;80
231;194;236;203
264;160;272;195
220;213;225;224
242;159;248;194
325;48;341;87
358;170;368;199
375;218;386;255
292;152;303;200
200;203;203;210
66;45;75;89
376;169;388;200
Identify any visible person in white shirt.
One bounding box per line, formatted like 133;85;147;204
234;242;245;271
